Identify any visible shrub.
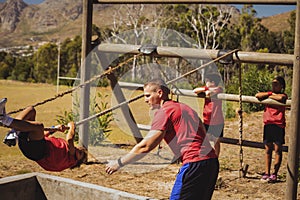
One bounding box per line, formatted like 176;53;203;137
226;64;274;113
56;92;113;146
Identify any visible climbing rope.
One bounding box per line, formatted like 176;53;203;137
8;53;143;115
237;61;244;178
236;54;248;178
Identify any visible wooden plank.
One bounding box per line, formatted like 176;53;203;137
136;124;288;152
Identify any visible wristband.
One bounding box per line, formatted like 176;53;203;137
204;86;209;91
49;125;56;134
117;157;124;167
267;91;272;96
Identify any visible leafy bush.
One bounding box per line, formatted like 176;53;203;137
223;101;237;119
226;64;273;113
56;92;113;146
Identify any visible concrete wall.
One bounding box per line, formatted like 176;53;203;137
0;173;155;200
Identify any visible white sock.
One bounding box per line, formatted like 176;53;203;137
1;116;13;126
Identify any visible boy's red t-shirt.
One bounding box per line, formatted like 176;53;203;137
263;93;288;128
150;100;217;164
36;136;77;171
203;86;224;125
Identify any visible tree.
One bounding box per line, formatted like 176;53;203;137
33;43;58;83
283;11;296;54
111;4;152;44
60;36;82;80
238;5;261;51
185;4;233;49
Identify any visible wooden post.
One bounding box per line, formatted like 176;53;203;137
286;1;300;199
106;73;143;143
94;51;144;143
79;0;93;149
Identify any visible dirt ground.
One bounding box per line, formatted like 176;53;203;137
0;110;299;200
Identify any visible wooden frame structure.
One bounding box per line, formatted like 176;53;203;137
81;1;300;199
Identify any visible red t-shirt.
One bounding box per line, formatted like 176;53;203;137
263;93;287;128
203;87;224;125
36;136;77;172
151;100;217;164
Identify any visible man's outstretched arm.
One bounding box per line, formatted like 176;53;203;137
105;129;165;175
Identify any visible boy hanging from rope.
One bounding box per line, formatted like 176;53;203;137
0;98;88;172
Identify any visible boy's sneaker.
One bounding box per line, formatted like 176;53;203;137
0;98;7;120
3;129;18;147
260;173;270;182
268;174;277;183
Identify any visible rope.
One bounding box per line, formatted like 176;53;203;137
75;49;240;126
167;49;239;85
236;58;244;178
8;53;142;115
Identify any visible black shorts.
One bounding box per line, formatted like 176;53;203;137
204;124;224;137
18;132;47;161
263;124;285;145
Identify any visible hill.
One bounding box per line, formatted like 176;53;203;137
0;0;294;47
261;11;293;33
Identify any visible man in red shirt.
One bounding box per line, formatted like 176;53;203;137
105;79;219;200
0;98;87;172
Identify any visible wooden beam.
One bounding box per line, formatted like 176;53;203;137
220;137;288;152
98;44;294;65
117;81;292;107
136;124;288;152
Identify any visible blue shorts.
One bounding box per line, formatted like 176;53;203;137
204;124;224;138
263;124;285;145
170;158;219;200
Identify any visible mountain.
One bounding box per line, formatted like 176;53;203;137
0;0;293;47
261;11;293;33
0;0;27;32
0;0;117;47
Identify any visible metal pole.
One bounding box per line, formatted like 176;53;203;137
79;0;93;149
286;1;300;199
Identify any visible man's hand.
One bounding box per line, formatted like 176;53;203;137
55;124;69;132
67;122;75;132
105;159;121;175
66;122;75;142
66;121;76;155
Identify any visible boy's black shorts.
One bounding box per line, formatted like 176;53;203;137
18;132;47;161
263;124;285;145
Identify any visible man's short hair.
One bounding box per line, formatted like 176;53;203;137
144;78;170;94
